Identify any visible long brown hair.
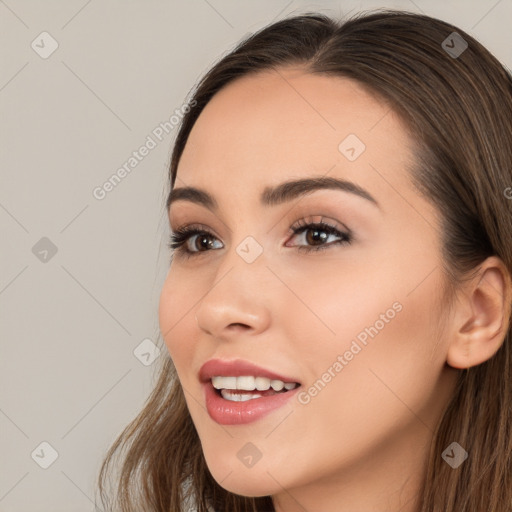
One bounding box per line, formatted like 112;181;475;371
97;9;512;511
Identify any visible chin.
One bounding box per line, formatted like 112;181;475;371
204;455;282;497
215;474;278;498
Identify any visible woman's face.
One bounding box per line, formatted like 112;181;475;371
159;68;460;503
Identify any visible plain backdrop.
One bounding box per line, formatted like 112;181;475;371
1;1;511;510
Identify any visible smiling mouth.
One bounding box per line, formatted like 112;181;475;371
211;375;300;402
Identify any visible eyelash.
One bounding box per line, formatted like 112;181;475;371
167;217;352;260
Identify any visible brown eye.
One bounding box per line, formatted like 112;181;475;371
288;221;352;253
305;227;329;246
168;226;223;259
191;233;218;252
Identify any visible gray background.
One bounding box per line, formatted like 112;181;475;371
1;1;510;510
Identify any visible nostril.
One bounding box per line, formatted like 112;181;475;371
228;322;250;329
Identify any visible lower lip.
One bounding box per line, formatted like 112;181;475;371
202;382;299;425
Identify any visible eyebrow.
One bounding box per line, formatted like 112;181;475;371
166;176;380;212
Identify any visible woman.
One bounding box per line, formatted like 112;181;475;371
97;9;512;512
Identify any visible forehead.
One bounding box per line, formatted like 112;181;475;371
175;67;415;209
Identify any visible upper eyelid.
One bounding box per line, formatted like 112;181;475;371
170;213;349;234
169;209;232;235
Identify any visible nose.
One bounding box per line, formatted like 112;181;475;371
194;251;273;342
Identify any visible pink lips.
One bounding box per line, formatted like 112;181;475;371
199;358;300;425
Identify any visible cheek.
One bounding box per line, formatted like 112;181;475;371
298;268;447;436
302;227;447;379
291;262;447;436
158;270;198;369
288;256;404;366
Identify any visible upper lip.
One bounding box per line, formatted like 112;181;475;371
199;358;300;384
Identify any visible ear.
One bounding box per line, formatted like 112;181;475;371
446;256;512;370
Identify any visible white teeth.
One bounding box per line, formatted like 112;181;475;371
255;377;271;391
221;389;263;402
212;376;236;390
236;376;255;390
270;379;284;391
211;375;297;392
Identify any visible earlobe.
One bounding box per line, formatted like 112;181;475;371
446;256;512;370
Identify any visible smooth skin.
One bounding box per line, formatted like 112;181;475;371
159;67;511;512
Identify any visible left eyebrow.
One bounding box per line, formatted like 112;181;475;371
167;176;380;212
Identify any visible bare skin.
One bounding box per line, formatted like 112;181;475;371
159;67;510;512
